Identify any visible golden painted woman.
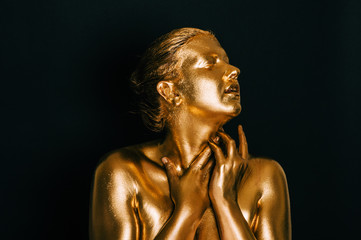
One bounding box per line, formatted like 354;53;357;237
90;28;291;240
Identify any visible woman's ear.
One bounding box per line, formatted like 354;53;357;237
157;81;183;106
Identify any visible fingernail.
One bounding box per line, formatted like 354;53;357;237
211;136;219;144
161;157;168;164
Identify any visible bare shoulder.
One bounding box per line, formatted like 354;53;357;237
96;146;140;176
246;158;291;239
248;157;287;177
93;140;161;188
92;145;146;193
247;157;288;195
90;145;150;239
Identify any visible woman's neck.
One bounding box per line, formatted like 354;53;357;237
159;111;226;170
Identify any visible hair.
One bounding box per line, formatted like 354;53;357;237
130;27;215;132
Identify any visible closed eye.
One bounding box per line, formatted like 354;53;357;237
203;56;218;69
195;55;224;69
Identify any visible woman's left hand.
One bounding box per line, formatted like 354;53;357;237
208;125;249;204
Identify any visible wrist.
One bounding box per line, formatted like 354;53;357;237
171;205;203;231
210;190;237;203
173;204;204;220
210;193;238;208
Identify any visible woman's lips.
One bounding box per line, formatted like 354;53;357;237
224;82;240;95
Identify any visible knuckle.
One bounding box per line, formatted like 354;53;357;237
202;170;210;180
191;167;200;174
234;156;242;163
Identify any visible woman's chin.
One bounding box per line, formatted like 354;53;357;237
215;102;242;118
222;97;242;116
234;105;242;115
231;105;242;117
228;102;242;116
219;104;242;121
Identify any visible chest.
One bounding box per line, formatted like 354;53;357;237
135;163;261;239
134;164;173;239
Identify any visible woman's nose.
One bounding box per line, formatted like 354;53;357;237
225;66;241;80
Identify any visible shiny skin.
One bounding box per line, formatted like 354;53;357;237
90;35;291;239
176;36;242;119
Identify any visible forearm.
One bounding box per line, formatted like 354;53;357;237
212;199;256;240
154;206;202;240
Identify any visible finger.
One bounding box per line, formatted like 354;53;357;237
238;125;249;159
189;146;212;170
208;140;226;164
202;157;214;171
239;161;248;175
201;158;214;181
211;135;220;144
162;157;178;182
217;131;236;158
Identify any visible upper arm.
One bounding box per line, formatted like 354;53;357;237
255;160;291;240
90;154;140;240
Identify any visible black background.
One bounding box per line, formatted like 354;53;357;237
2;0;361;239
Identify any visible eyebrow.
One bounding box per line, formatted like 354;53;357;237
182;48;229;67
207;52;229;63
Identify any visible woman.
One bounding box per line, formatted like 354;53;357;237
90;28;291;239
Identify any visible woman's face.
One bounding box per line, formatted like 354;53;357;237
177;35;241;119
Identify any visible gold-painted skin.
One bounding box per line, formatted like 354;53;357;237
90;30;291;240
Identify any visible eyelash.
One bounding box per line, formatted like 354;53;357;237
204;58;217;68
204;63;214;69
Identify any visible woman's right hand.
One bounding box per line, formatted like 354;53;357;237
162;146;214;217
